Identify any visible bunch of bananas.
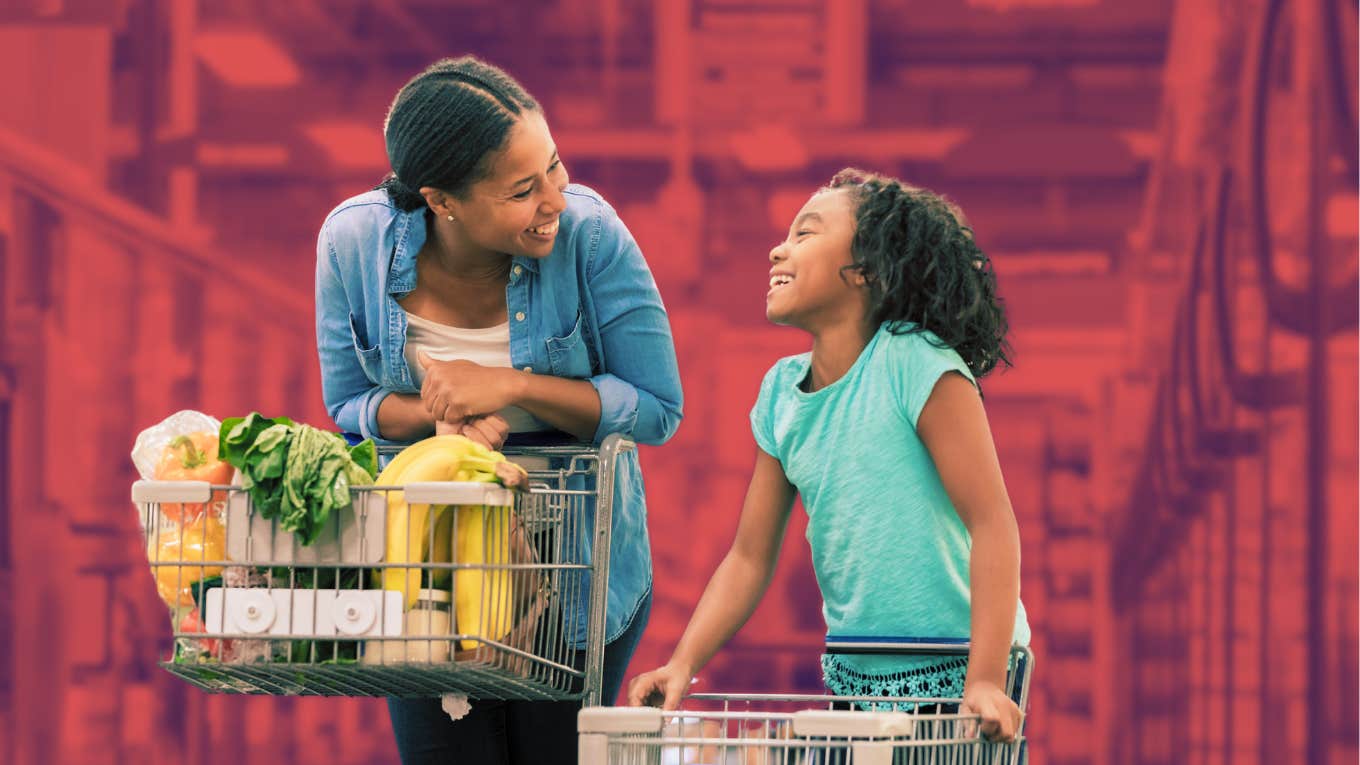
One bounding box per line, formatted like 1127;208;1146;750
374;435;528;650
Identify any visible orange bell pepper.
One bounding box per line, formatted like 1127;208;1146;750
154;433;234;522
149;512;227;609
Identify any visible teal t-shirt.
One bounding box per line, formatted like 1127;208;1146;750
749;322;1031;700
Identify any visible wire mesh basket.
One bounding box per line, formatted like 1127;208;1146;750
133;434;633;705
579;645;1032;765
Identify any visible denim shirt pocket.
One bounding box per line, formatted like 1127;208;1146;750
348;313;384;383
546;311;593;379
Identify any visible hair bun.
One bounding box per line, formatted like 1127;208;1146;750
376;175;426;210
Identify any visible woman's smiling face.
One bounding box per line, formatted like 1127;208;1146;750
439;110;570;259
765;188;868;329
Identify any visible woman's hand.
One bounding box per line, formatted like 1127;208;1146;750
961;681;1023;742
419;353;523;422
434;415;510;451
627;662;694;710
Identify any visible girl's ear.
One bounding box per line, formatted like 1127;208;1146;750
845;264;872;288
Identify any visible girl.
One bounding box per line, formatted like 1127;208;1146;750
628;169;1029;742
316;56;682;763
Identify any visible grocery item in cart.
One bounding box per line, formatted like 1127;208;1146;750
363;588;453;664
131;410;229;524
131;410;223;478
660;717;726;765
404;588;453;662
153;433;233;522
453;506;549;666
450;502;514;651
177;608;225;658
217;412;379;547
148;512;226;609
372;434;526;610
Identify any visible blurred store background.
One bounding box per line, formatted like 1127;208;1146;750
0;0;1355;763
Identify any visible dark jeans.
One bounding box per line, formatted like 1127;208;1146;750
386;592;651;765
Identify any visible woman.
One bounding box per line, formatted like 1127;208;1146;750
314;56;683;764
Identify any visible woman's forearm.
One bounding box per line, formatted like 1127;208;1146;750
509;371;602;442
376;392;435;442
965;511;1021;690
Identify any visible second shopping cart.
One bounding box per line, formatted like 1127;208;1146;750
579;642;1033;765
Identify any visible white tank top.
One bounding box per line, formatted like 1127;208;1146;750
402;310;550;433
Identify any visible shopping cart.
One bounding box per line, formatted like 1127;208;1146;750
132;433;633;706
578;642;1033;765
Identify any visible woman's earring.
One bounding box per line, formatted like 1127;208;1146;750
446;214;455;222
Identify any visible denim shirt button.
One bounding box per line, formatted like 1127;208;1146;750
515;311;526;322
513;265;523;276
522;366;533;373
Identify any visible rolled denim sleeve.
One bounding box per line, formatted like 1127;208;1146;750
586;210;683;446
315;222;390;442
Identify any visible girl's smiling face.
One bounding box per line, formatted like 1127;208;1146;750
766;188;869;330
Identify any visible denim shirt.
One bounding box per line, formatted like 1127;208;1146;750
315;184;683;644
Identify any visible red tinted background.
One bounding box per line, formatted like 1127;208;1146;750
0;1;1355;763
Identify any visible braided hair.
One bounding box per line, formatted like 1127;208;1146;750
826;168;1012;378
378;56;540;211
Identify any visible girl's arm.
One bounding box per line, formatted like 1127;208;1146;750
627;448;797;709
917;372;1024;742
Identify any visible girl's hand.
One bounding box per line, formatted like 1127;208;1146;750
419;353;523;422
627;663;694;710
961;681;1023;742
435;415;511;451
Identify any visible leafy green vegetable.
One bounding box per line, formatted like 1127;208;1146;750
217;413;378;546
348;440;378;481
219;413;294;465
271;568;364;665
190;576;224;611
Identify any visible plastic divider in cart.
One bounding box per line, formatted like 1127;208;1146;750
203;588;403;638
132;480;213;504
225;485;387;564
403;481;515;507
132;479;214;530
579;707;925;765
577;706;917;738
578;706;665;734
790;710;916;739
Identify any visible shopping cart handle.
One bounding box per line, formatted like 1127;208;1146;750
825;636;971;656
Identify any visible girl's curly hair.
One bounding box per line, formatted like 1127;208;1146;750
827;168;1012;378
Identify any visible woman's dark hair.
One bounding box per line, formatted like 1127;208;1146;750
826;168;1012;378
378;56;540;211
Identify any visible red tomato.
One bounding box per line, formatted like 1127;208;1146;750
177;608;229;658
